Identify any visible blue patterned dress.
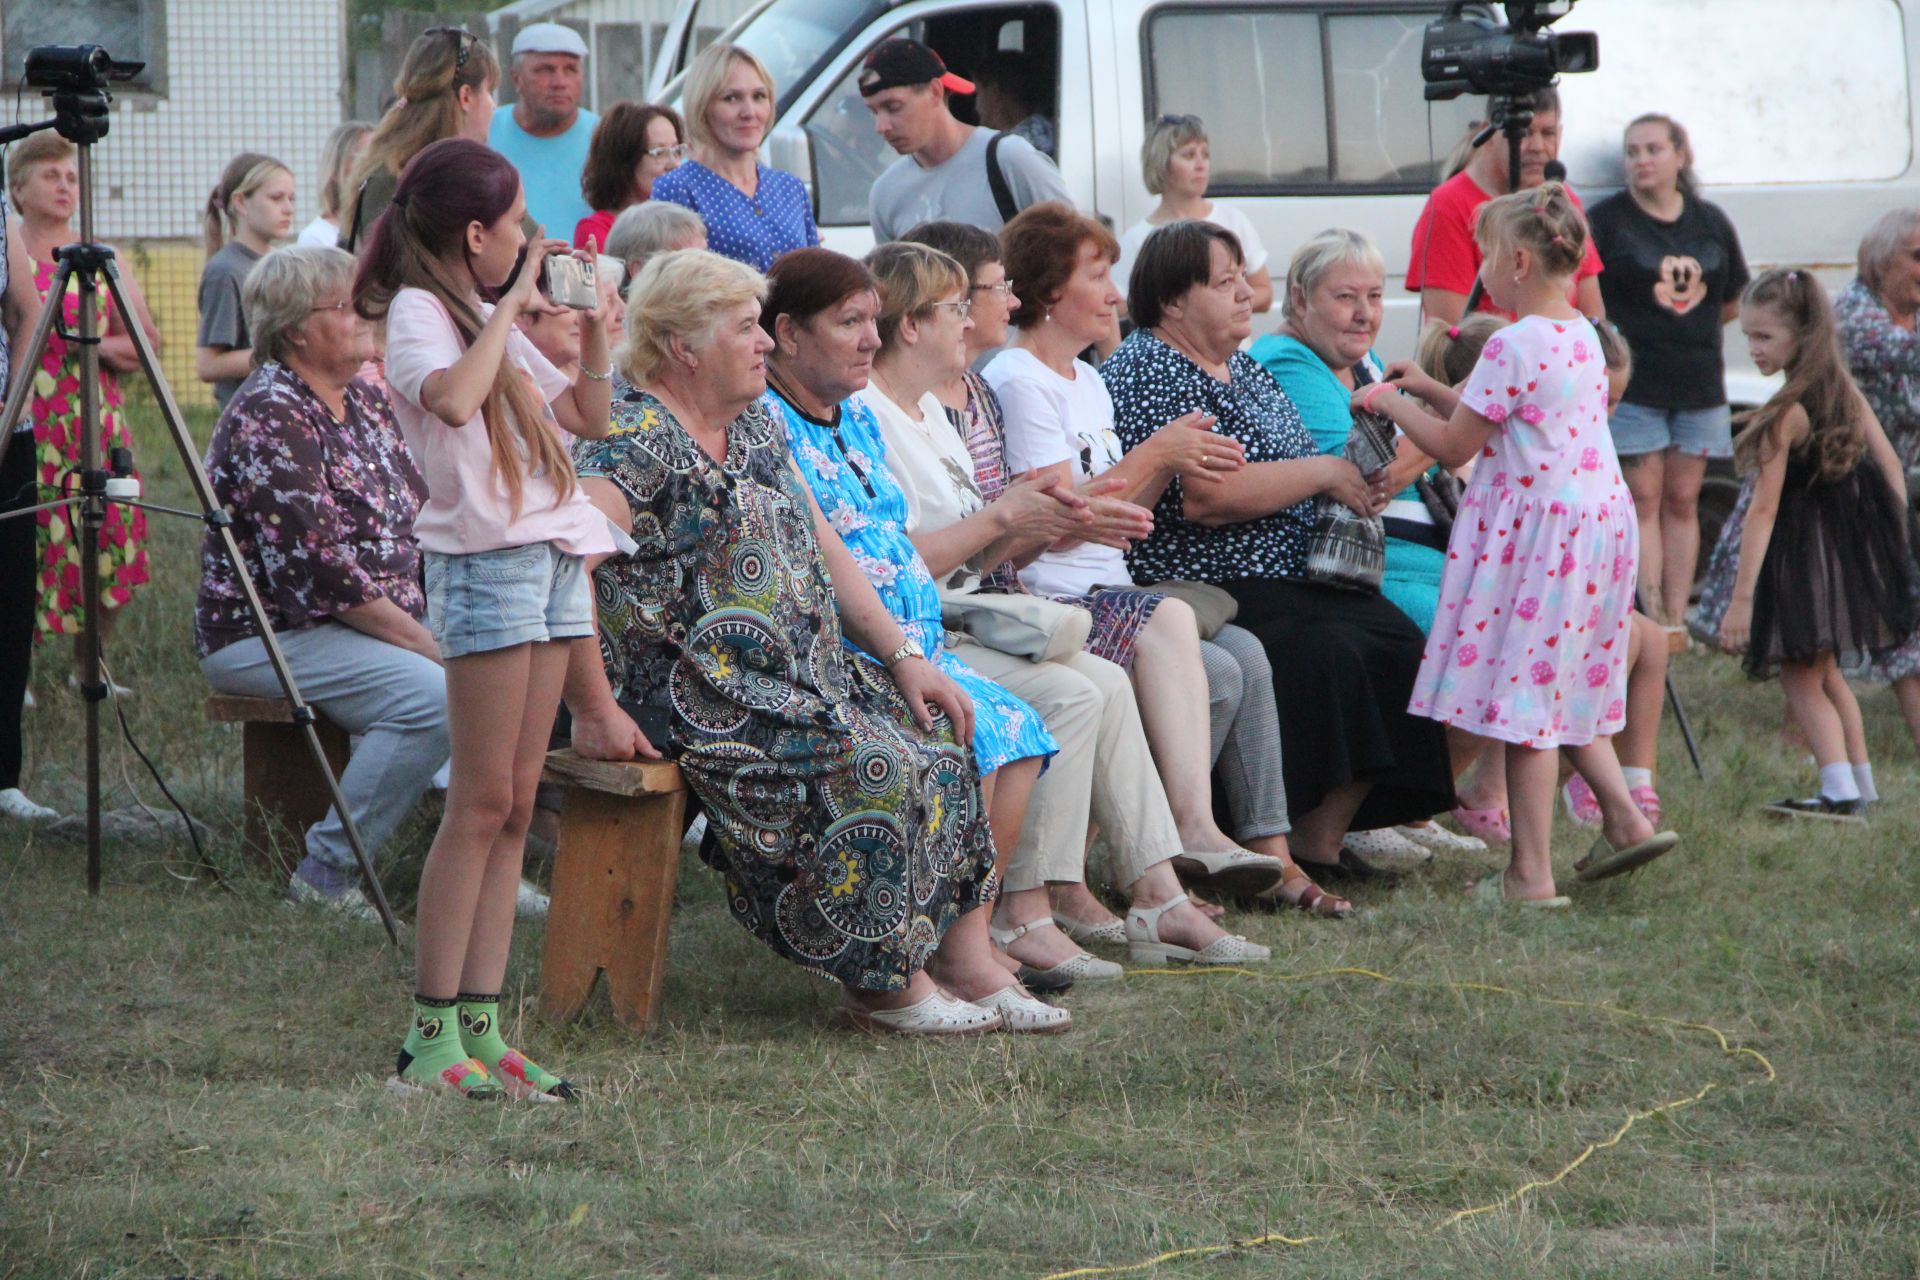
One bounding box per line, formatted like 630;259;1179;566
771;389;1057;776
575;391;996;991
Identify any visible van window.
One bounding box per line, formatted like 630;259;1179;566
665;0;886;116
1145;6;1480;193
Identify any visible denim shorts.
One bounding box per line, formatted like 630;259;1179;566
423;542;592;659
1610;401;1734;459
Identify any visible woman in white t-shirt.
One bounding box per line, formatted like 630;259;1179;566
356;139;616;1102
296;121;372;249
1112;114;1272;317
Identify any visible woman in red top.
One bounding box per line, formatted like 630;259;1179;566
573;102;685;250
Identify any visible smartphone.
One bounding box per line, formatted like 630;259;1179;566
542;253;598;310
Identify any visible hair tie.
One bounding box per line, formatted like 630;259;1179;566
1446;324;1461;340
395;96;409;108
1551;234;1568;246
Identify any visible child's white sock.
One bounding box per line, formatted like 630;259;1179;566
1817;761;1862;802
1621;766;1653;791
1852;762;1878;803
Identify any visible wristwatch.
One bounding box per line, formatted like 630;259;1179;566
883;638;925;668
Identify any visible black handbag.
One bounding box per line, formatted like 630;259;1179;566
1303;406;1395;593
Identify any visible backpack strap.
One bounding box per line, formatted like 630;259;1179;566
984;131;1018;225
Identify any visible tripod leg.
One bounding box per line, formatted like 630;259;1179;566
95;262;401;944
0;260;72;464
1666;673;1707;781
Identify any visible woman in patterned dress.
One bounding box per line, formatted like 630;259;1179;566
7;132;160;675
563;250;1031;1034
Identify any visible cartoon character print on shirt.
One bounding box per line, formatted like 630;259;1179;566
1654;255;1708;315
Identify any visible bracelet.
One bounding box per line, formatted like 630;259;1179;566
579;366;612;383
1359;381;1394;415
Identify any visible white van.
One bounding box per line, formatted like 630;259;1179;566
647;0;1920;530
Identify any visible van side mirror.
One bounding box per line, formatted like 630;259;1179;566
766;125;813;194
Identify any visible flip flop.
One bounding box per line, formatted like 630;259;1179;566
1574;831;1680;883
1466;872;1570;910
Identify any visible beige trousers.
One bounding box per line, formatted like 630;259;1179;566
948;637;1182;893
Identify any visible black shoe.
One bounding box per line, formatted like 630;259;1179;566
1297;848;1402;887
1015;965;1075;996
1762;795;1868;824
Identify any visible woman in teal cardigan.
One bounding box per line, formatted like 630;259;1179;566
1250;231;1447;634
1252;229;1510;849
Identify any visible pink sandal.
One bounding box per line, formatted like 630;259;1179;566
1450;805;1511;843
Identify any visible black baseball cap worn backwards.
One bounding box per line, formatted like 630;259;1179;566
859;38;976;97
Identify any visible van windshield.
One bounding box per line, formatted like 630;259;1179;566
670;0;889;117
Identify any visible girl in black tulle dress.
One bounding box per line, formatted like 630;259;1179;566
1721;268;1920;821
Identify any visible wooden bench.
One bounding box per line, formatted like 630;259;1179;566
539;748;688;1034
204;695;351;876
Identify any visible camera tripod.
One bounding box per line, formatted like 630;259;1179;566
0;92;401;943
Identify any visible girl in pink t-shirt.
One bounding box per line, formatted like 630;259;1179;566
1364;184;1679;906
354;138;616;1100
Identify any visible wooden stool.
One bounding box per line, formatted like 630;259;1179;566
539;748;688;1034
204;695;351;877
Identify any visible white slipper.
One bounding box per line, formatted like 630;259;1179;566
1170;847;1286;897
0;786;59;822
1393;822;1485;854
972;984;1072;1034
990;918;1123;981
1344;827;1432;861
835;990;1002;1036
1125;897;1270;966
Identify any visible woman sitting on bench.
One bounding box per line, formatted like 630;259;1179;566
561;249;1029;1036
196;246;447;917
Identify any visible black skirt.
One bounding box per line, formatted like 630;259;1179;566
1220;577;1456;831
1746;452;1920;678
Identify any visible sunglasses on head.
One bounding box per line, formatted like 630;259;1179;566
424;26;476;71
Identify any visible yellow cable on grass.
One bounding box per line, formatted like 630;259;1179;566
1038;966;1776;1280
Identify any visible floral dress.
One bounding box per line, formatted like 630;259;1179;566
31;257;149;639
575;392;996;992
771;390;1056;777
1409;315;1639;747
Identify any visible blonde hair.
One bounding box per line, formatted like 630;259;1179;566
348;29;499;202
682;43;776;154
245;246;356;365
1141;113;1207;196
1733;268;1865;484
204;152;293;259
1281;228;1385;324
1591;317;1633;381
6;133;76;214
1857;207;1920;298
621;249;767;384
317;121;373;222
1413;313;1505;387
864;241;969;349
1473;181;1587;282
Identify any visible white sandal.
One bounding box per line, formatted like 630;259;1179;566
1394;822;1486;854
1169;847;1286;896
834;990;1002;1037
1125;897;1271;966
990;918;1124;982
1053;911;1128;948
971;983;1073;1034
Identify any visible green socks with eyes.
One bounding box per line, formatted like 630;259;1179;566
393;995;504;1100
457;994;577;1102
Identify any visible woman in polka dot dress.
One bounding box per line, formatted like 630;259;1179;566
649;42;818;273
1363;184;1678;905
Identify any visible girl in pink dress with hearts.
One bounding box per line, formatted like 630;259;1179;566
1361;184;1679;906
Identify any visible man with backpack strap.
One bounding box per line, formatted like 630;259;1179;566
863;38;1071;242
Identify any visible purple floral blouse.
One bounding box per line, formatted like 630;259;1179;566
195;361;428;657
1836;278;1920;469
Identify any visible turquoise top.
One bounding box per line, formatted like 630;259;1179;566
488;105;599;240
1250;333;1420;504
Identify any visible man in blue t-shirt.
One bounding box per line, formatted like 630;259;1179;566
488;22;599;240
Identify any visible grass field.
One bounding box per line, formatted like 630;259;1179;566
3;393;1919;1279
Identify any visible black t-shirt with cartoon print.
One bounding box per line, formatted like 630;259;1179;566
1589;190;1750;411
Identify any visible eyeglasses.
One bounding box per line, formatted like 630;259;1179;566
929;299;973;319
644;144;689;162
424;26;476;71
970;280;1016;297
308;300;353;315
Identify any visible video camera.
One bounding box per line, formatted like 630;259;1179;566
15;45;144;147
1422;1;1597;101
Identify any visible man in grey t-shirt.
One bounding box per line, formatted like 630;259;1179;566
863;38;1071;242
